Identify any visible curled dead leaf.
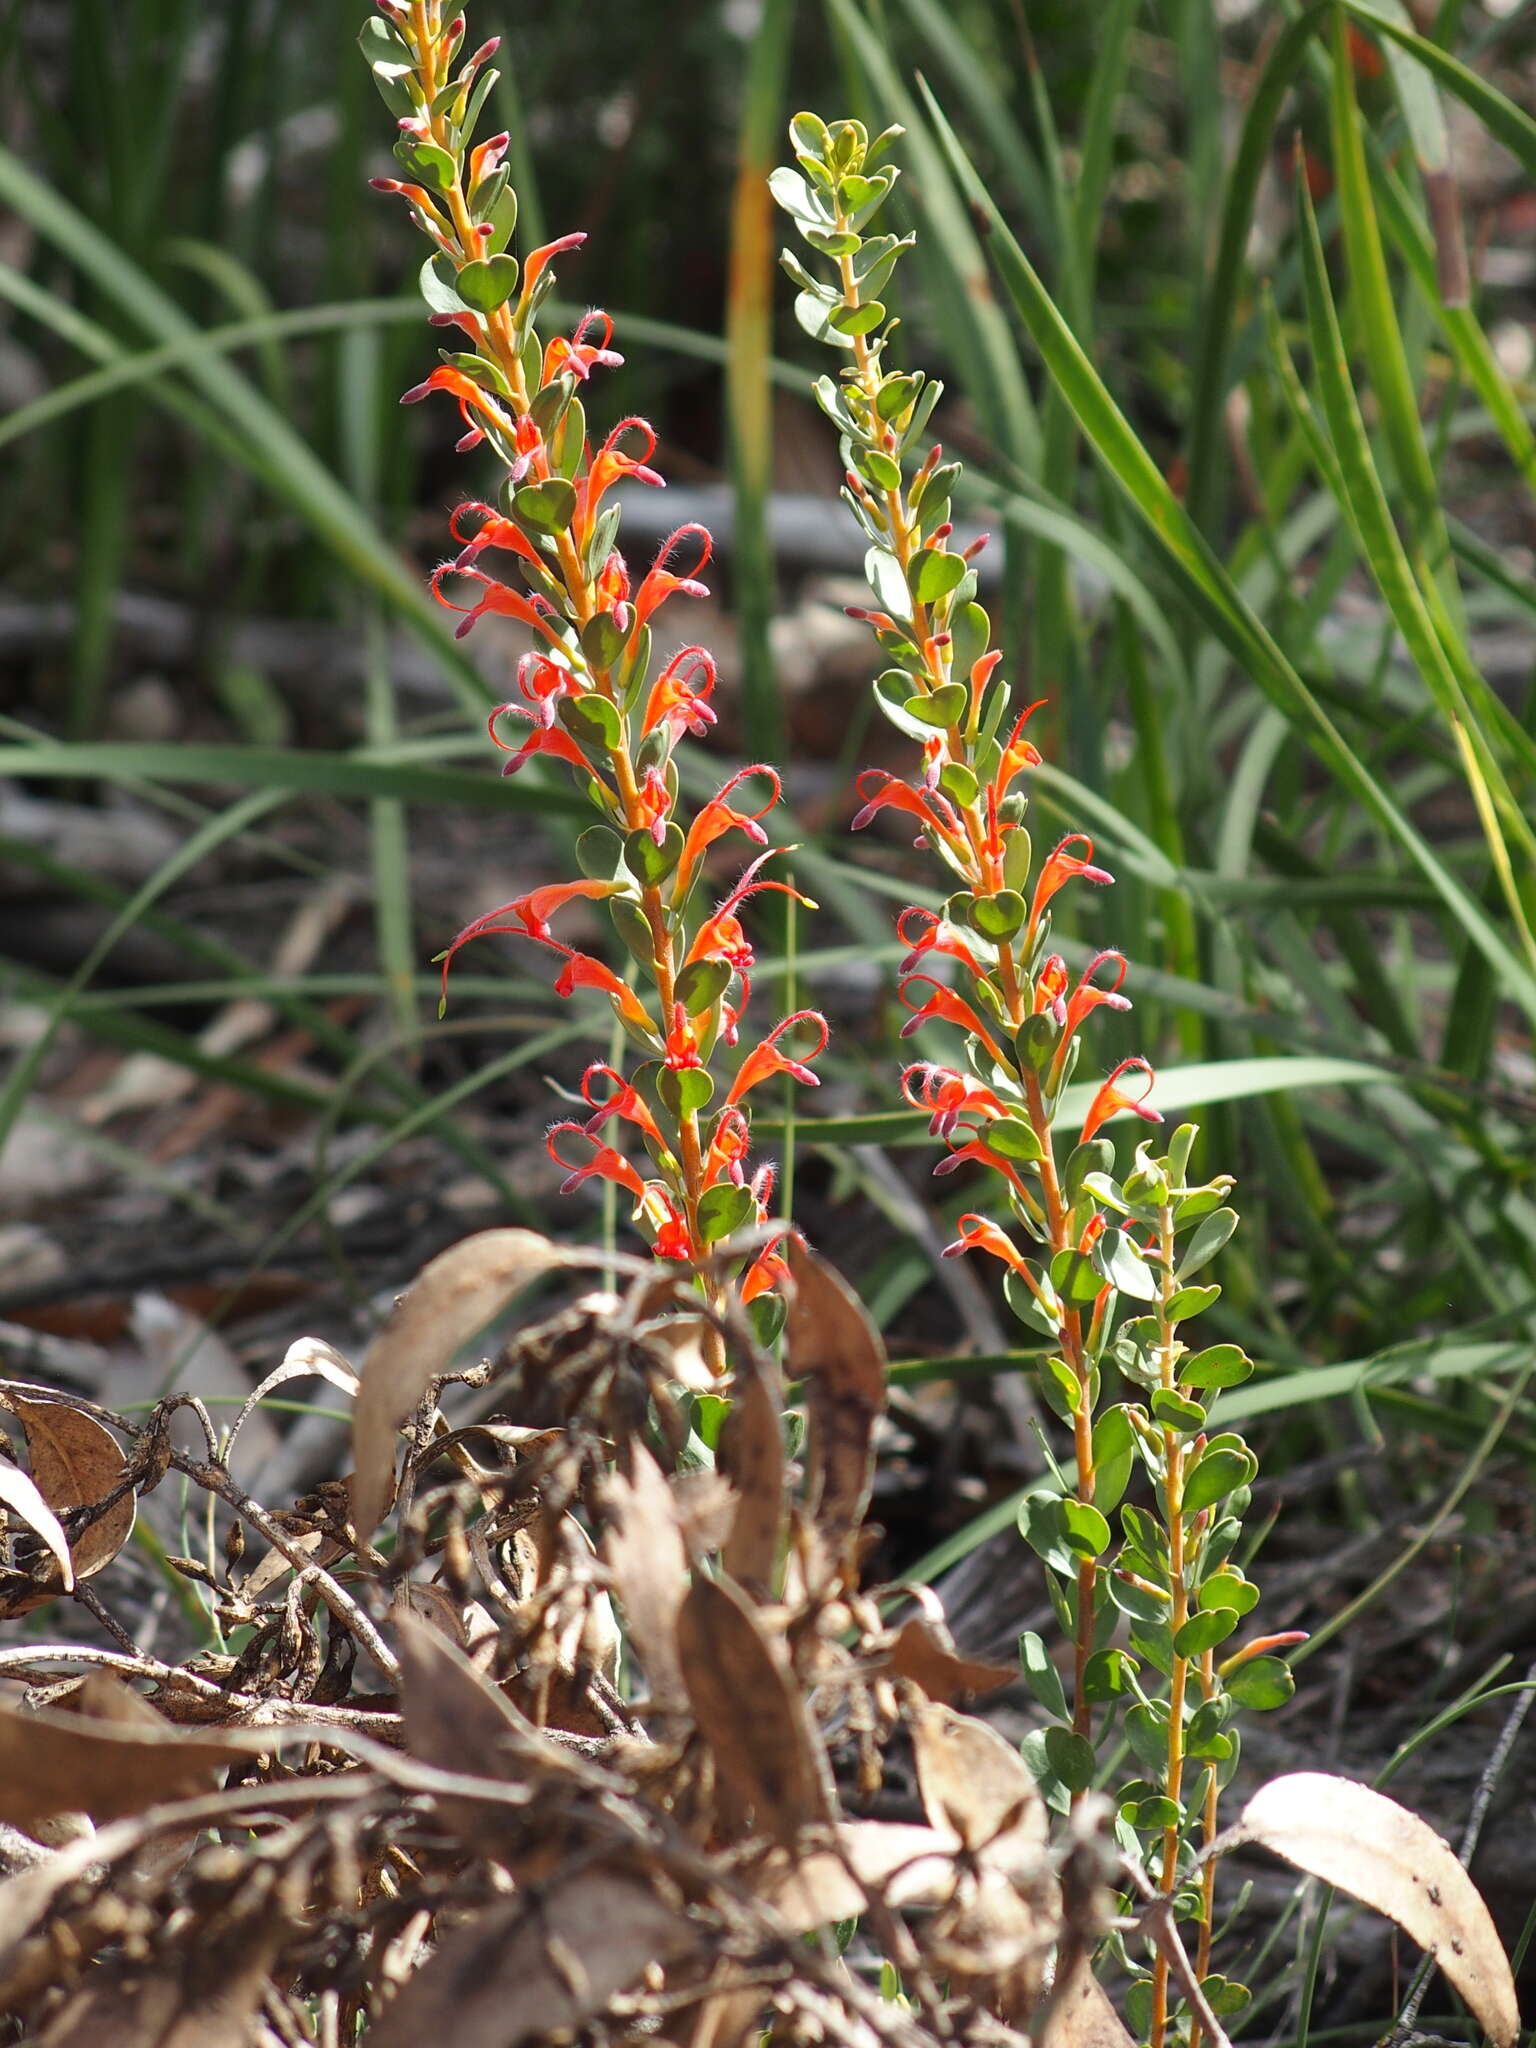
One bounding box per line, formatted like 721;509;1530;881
677;1572;831;1843
768;1820;963;1930
910;1702;1049;1876
351;1228;573;1537
717;1368;784;1596
0;1684;257;1830
7;1392;135;1584
887;1614;1016;1705
1227;1771;1519;2048
368;1870;700;2048
0;1460;73;1598
786;1240;886;1576
1040;1957;1138;2048
599;1446;689;1716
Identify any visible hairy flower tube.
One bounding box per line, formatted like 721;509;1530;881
777;111;1289;2044
361;2;825;1331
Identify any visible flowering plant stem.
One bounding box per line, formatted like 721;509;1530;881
777;111;1300;2041
362;0;829;1357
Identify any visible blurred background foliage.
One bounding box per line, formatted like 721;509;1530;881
3;0;1536;1596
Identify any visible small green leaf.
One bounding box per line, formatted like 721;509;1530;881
697;1182;755;1244
1173;1608;1240;1657
1050;1248;1105;1308
1039;1354;1081;1423
970;890;1027;940
1199;1570;1258;1616
1164;1282;1221;1322
575;826;624;881
513;476;578;537
864;547;913;621
623;824;684;887
580;611;628;672
1123;1701;1170;1773
1082;1648;1136;1702
1043;1726;1096;1793
1179;1205;1239;1277
559;694;621;752
1108;1573;1168;1626
1181;1343;1252;1389
855;446;902;491
675;957;731;1013
1060;1497;1112;1559
903;682;967;728
455;254;520;311
911;547;967;605
1151;1387;1207;1432
1182;1444;1257;1516
939;761;978;807
987;1116;1043;1163
660;1066;715;1118
1018;1630;1068;1721
1092;1404;1136;1513
829;299;885;336
393;137;456;191
1225;1655;1294;1711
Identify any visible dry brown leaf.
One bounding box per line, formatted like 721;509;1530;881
887;1615;1016;1705
717;1369;784;1596
368;1870;701;2048
0;1459;72;1594
351;1228;570;1536
225;1334;358;1464
9;1392;135;1581
37;1932;281;2048
599;1446;689;1715
1230;1771;1519;2048
769;1820;962;1930
1041;1958;1138;2048
0;1688;256;1830
911;1702;1049;1872
785;1240;886;1571
677;1572;831;1843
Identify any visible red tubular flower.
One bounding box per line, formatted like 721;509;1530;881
489;711;597;779
432;564;562;644
543;309;623;384
850;770;964;849
1079;1057;1161;1143
932;1139;1034;1200
578;417;664;537
664;1003;703;1073
633;524;712;626
1028;834;1115;934
991;700;1048;800
580;1063;666;1150
683;850;816;1012
400;364;514;443
633;764;672;845
493;878;624;945
676;765;781;894
897;974;1012;1072
703;1107;752;1185
546;1123;645;1201
900;1063;1007;1140
552;950;656;1035
1033;955;1069;1025
649;1193;696;1262
642;646;717;742
896;906;984;979
940;1214;1028;1273
741;1228;794;1304
519;230;586;299
724;1011;828;1107
449;500;543;573
1057;950;1132;1052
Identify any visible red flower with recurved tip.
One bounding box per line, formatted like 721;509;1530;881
896;906;985;980
676;765;781;895
543;309;623;384
580;1063;666;1150
897;974;1012;1072
724;1011;828;1107
1079;1056;1160;1143
1027;834;1114;937
546;1123;645;1201
900;1063;1007;1140
633;525;712;627
940;1213;1028;1273
642;647;717;744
